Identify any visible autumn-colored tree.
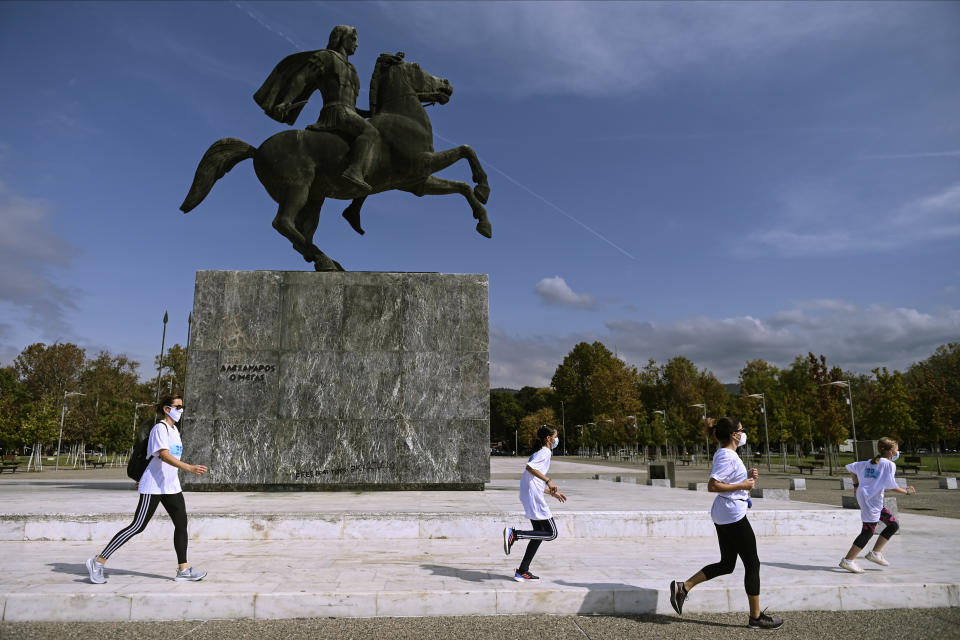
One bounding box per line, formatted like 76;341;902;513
518;407;557;454
808;353;849;473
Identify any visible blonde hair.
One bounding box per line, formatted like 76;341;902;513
871;437;897;464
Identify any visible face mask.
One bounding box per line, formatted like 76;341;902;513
891;452;899;461
550;437;558;450
167;407;183;423
737;431;747;447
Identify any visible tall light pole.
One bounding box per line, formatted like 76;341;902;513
746;393;771;472
822;381;857;443
155;311;168;404
691;403;707;460
132;402;153;443
653;410;665;459
626;415;637;457
560;400;566;455
56;391;85;472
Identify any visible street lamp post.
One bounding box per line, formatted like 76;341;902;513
560;400;566;455
746;393;771;472
691;403;707;462
822;381;857;443
653;410;665;460
132;402;153;442
626;415;637;457
56;391;85;472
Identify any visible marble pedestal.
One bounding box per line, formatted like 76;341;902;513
181;271;489;491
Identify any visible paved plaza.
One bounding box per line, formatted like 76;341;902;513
1;458;958;624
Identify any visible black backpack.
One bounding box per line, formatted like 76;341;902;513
126;436;154;481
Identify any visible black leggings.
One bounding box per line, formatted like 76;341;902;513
99;492;189;564
699;516;760;596
515;518;557;573
853;507;899;548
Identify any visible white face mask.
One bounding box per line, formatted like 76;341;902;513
737;430;747;447
167;407;183;423
550;437;558;450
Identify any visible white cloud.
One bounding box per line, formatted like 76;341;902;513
748;181;960;257
534;276;597;309
0;181;80;344
490;302;960;387
379;2;905;97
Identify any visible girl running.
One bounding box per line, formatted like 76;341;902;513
502;424;567;582
668;417;783;630
85;395;209;583
839;437;916;573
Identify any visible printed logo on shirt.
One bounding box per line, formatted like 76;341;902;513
864;466;878;479
171;444;183;458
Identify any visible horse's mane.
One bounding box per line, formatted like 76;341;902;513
369;51;405;116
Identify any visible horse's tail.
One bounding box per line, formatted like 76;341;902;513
180;138;256;213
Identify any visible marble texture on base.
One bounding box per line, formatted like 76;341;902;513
182;271;490;491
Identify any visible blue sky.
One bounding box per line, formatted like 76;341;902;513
1;1;958;387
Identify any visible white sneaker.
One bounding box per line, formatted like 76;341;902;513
865;551;889;566
839;558;864;574
174;566;207;581
85;557;106;584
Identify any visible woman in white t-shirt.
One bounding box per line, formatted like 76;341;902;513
839;437;916;573
501;425;567;582
668;417;783;630
85;394;209;584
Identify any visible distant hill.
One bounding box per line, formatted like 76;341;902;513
491;388;519;395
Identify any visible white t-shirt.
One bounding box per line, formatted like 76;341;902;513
519;447;552;521
709;447;749;525
138;422;183;495
846;458;899;523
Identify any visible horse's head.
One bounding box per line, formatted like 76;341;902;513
370;52;453;115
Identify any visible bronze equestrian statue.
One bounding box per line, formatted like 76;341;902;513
180;25;491;272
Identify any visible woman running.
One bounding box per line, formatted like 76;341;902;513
668;417;783;630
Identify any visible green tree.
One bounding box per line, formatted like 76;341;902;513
551;341;619;447
864;367;917;447
154;344;187;397
14;342;86;401
490;391;524;449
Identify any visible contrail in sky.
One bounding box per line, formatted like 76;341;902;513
435;132;637;260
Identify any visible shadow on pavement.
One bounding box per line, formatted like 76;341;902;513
420;564;515;583
47;562;170;582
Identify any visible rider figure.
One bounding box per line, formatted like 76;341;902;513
254;25;378;194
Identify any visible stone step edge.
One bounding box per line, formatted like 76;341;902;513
0;510;861;541
2;582;956;621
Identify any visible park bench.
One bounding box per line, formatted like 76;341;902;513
87;460;107;469
0;462;20;474
897;456;922;475
793;464;816;475
677;456;693;466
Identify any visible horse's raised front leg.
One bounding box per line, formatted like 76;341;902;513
418;145;490;205
406;176;491;238
341;197;367;235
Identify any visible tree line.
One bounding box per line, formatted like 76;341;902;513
491;342;960;458
0;342;187;457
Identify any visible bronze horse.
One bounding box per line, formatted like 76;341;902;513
180;52;491;271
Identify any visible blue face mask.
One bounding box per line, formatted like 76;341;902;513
891;452;900;461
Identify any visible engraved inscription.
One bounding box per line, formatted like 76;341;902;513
220;363;276;382
294;461;387;479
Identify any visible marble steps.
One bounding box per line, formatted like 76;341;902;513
2;535;957;621
0;508;864;542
